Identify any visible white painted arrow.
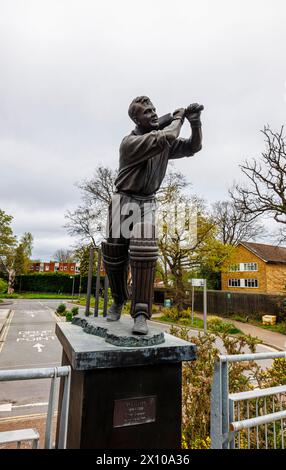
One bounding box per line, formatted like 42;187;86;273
33;343;45;353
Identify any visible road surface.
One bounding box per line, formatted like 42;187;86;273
0;299;65;418
0;299;278;420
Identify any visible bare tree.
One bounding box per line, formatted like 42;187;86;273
230;126;286;237
157;169;190;204
77;165;116;206
65;166;117;247
65;203;103;247
212;200;264;245
53;249;75;262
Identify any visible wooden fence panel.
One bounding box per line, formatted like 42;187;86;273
190;290;286;321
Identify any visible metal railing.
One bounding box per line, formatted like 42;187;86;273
211;351;286;449
0;366;71;449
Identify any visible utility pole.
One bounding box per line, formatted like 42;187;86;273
191;278;207;332
78;275;82;298
191;285;194;325
203;279;207;333
70;276;75;301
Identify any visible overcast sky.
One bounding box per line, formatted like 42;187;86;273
1;0;286;259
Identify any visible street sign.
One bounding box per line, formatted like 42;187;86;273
191;279;205;287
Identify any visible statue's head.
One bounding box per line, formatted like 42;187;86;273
128;96;159;132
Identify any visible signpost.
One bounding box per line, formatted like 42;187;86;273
190;279;207;333
70;276;75;301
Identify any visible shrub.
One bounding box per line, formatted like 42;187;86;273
65;311;73;322
123;301;131;314
257;358;286;387
152;304;161;314
171;325;286;448
232;315;248;323
169;325;261;448
161;306;180;321
71;306;79;316
56;303;66;315
181;308;192;319
0;278;8;294
207;316;240;335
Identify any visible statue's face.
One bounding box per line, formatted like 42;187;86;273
135;102;159;132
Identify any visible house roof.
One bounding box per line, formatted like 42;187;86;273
239;241;286;264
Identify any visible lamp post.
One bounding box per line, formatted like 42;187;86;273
78;275;82;298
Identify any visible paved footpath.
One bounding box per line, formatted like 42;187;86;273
194;312;286;351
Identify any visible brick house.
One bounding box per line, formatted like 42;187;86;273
221;241;286;294
29;261;80;275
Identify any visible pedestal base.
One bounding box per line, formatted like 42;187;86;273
56;318;196;449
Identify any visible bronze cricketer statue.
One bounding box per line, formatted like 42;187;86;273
102;97;203;335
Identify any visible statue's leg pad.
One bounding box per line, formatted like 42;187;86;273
101;241;129;321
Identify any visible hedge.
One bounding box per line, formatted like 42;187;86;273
15;273;105;294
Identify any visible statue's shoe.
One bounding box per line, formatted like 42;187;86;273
106;302;123;322
132;314;148;335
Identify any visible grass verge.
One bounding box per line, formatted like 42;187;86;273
232;315;286;335
155;314;243;335
0;292;75;300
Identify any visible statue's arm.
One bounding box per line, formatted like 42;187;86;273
120;111;185;168
169;125;202;159
169;104;203;159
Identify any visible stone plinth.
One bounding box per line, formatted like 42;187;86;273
56;316;196;449
72;313;165;347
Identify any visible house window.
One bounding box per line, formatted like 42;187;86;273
243;263;258;272
64;266;67;271
228;279;241;287
45;266;49;271
229;264;240;272
71;266;74;271
244;278;258;288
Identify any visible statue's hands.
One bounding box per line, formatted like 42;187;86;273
172;108;185;122
185;103;204;124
